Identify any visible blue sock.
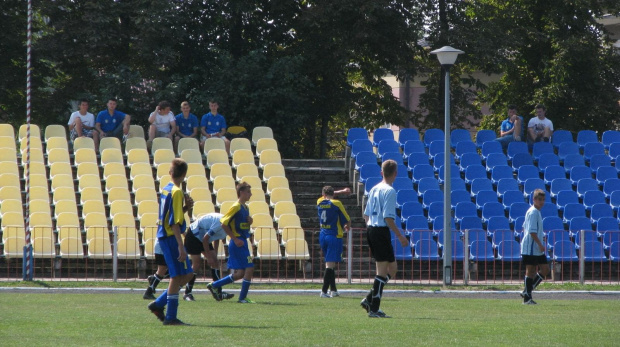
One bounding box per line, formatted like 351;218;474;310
165;294;179;321
239;279;251;301
154;289;168;307
212;274;234;288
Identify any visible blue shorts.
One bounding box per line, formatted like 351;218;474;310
159;236;193;278
320;232;343;263
227;238;254;270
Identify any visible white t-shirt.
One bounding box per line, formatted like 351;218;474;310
152;111;175;133
67;111;95;128
528;117;553;136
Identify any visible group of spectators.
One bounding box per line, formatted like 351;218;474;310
67;98;230;153
495;104;554;151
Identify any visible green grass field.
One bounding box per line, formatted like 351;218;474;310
1;291;619;346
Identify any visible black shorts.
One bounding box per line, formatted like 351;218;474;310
367;226;395;263
183;232;215;255
155;253;167;266
522;254;548;266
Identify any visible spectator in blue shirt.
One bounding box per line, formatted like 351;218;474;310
95;98;131;143
495;104;523;151
174;101;199;154
200;100;230;153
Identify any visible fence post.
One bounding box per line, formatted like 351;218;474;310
113;226;118;282
579;229;585;285
463;229;469;286
347;228;353;284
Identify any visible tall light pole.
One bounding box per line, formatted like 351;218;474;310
430;46;464;286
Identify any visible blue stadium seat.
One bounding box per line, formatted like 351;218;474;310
406;215;431;231
448;239;466;261
610;191;620;215
576;178;600;199
358;163;381;184
428;140;445;160
543;216;564;232
583;142;605;164
603;178;620;199
423;129;444;148
432;152;456;172
354;151;378;172
470;178;494;197
475;129;496;149
543;165;566;187
372;128;394;147
396;164;409;179
563;154;586;174
507;141;529;162
400;201;425;221
583;241;607;262
509;202;530;224
596;217;619;236
422;189;443;210
485;153;508;172
514;216;525;235
497;178;520;198
462;228;488;245
377;139;400;157
481;141;503;162
537;153;560;174
391;236;413;261
435;229;461;249
583;190;606;212
601;231;620;250
573;230;601;249
427;202;445;223
540;203;558;219
351;139;374;160
451;190;471;210
454;201;477;225
464;165;487;185
364;176;382;196
459;152;482;173
532;141;554;163
590;203;613;225
432;216;456;232
450;177;467;192
596;166;617;187
557;142;580;164
487;216;510;232
411;164;434;184
416;177;439;197
346;128;368;147
409;230;434;246
517;165;539;185
491;230;516;248
455;141;477;160
497;240;522;261
482;202;505;225
476;190;498;211
396;189;418;210
459;216;483;231
590;154;612;174
413;240;441;260
381;152;404;166
403;140;426;160
503;191;525;211
567;216;592;235
552;240;578;262
450;129;473;149
569;165;591;187
407;153;430;172
602;130;620;151
551;130;574;150
546;230;570;250
392;177;413;193
523;178;546;199
491;165;514;186
564;204;587;225
469;240;495;261
576;130;598;150
398;128;420;149
609;143;620;163
556;190;579;212
549;178;572;199
609;242;620;262
511;152;534;173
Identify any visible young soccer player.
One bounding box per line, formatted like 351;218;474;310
317;186;351;298
143;239;168;300
147;159;195;325
520;189;550;304
206;182;255;303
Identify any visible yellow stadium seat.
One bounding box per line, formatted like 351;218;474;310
110;200;134;218
102;162;125;179
129;162;152;180
0;162;20;177
84;214;108;229
0;199;22;217
269;187;293;207
0;150;18;164
151;137;174;153
218;201;235;215
235;163;259;181
29;186;50;203
203;138;226;153
267;176;289;195
0;173;19;191
128;125;145;140
116;226;138;240
251;213;274;232
251;126;273;146
181;149;203;165
277;214;301;232
258;149;281;168
105;174;129;192
155;162;172;181
29;199;51;214
46;137;69;153
229;138;252;157
153;148;176;167
51;174;74;192
248;201;270;217
98;137;122;154
140;213;158;235
216;188;237;207
249;188;266;203
29;174;49;189
52;187;75;205
158;174;171;190
284;238;310;260
132;174;155;191
56;212;80;228
80;187;104;205
192;200;215;219
252;227;278;246
30;212;53;229
137;200;158;218
126;148;150;166
44;124;67;141
59;237;84;258
212;176;235;194
216;241;227;260
73;136;95;151
3;237;26;258
239;176;262;191
134;187;157;205
256;239;281;260
33;236;56;258
49;162;72;179
0;124;15;138
189;187;212;203
76;162;99;180
280;227;305;246
88;237;113;259
82;200;106;218
232;149;255;169
100;148;124;166
57;225;81;241
177;138;200;156
18;124;41;142
143;237;157;259
124;137;147;155
78;174;101;191
74;148;97;165
0;136;16;150
186;163;206;179
186;175;210;193
21;148;44;165
209;163;233;181
117;238;141;259
273;201;297;222
20;136;43;152
86;226;109;243
107;187;131;205
256;138;278;157
206;149;229;169
2;225;25;243
262;163;285;182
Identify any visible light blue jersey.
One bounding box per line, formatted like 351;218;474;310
364;182;397;227
521;206;544;256
190;213;227;241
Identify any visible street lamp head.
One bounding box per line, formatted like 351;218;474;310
430;46;464;66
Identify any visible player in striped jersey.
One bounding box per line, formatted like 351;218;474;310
520;189;550;305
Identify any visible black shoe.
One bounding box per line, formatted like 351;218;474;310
148;301;165;322
221;292;235;300
143;287;156;300
369;311;391;318
206;283;222;301
163;318;191;326
183;293;195;301
360;298;370;313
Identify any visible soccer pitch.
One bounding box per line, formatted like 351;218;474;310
1;291;618;346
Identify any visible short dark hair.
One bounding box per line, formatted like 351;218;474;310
170;158;188;179
79;99;89;105
322;186;334;197
158;100;171;109
209;99;218;104
108;98;118;103
533;189;546;201
236;181;251;197
382;159;397;179
508;104;517;110
535;104;546;111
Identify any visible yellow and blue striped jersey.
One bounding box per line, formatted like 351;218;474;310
317;197;350;238
157;182;187;238
220;201;251;239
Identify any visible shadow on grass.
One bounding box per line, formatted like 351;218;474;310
204;325;276;329
254;302;305;306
